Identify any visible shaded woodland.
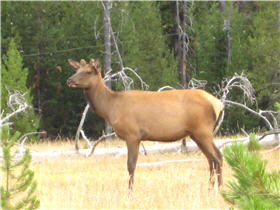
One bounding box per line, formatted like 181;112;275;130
1;1;280;139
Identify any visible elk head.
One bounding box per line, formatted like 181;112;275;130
67;59;101;89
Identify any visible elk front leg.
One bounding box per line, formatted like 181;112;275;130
126;139;140;191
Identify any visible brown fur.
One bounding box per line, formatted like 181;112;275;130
67;59;224;190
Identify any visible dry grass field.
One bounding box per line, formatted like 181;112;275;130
15;140;280;209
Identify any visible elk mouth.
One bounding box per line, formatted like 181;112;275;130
69;83;78;88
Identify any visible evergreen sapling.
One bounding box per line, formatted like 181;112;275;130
221;134;280;209
1;125;40;210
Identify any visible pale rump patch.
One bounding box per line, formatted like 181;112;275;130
199;90;224;121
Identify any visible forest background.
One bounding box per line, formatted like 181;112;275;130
1;1;280;139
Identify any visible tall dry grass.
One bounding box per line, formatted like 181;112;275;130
25;140;279;209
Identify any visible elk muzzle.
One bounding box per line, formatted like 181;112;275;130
67;78;77;88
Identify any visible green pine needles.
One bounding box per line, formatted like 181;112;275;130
1;125;40;210
1;38;40;137
247;133;261;152
275;102;280;112
222;134;280;209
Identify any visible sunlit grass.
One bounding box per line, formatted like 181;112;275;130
15;140;280;209
33;154;224;209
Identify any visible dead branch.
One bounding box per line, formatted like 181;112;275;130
219;72;256;104
218;137;250;150
74;103;90;152
157;86;175;92
0;106;28;126
16;131;46;156
225;100;274;130
259;129;280;141
0;91;29;126
188;78;207;89
259;110;279;129
241;128;249;137
213;109;225;136
213;72;278;135
19;137;28;156
80;130;93;152
18;131;46;143
0;90;45;157
87;132;116;157
7;89;28;111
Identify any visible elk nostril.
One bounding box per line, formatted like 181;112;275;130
67;78;72;85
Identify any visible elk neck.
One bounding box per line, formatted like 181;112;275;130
83;76;116;122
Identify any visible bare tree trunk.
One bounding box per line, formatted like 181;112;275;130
176;1;183;86
220;1;231;65
36;3;43;115
224;19;231;65
219;0;226;12
176;0;188;88
176;1;189;148
103;0;113;136
181;1;188;87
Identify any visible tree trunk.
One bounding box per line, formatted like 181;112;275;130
176;1;189;148
36;3;43;115
176;0;188;88
103;0;113;136
225;19;231;65
220;1;231;65
176;1;182;85
182;1;188;86
36;49;41;115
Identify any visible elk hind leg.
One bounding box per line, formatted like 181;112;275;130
191;133;223;190
213;144;223;187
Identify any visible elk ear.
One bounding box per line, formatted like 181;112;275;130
89;58;101;74
94;59;101;72
80;59;87;65
89;59;95;66
68;59;81;70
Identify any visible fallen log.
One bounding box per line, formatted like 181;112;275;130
1;134;278;159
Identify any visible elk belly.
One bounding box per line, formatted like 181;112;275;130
137;112;192;141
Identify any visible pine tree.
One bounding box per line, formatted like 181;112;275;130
191;2;225;85
2;2;105;137
248;2;280;110
221;135;280;209
112;1;178;90
1;38;39;136
1;125;40;210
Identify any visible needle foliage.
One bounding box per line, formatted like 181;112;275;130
222;135;280;209
1;125;40;210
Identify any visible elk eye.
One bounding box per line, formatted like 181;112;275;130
86;71;92;75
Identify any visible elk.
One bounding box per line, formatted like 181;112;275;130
67;58;224;190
